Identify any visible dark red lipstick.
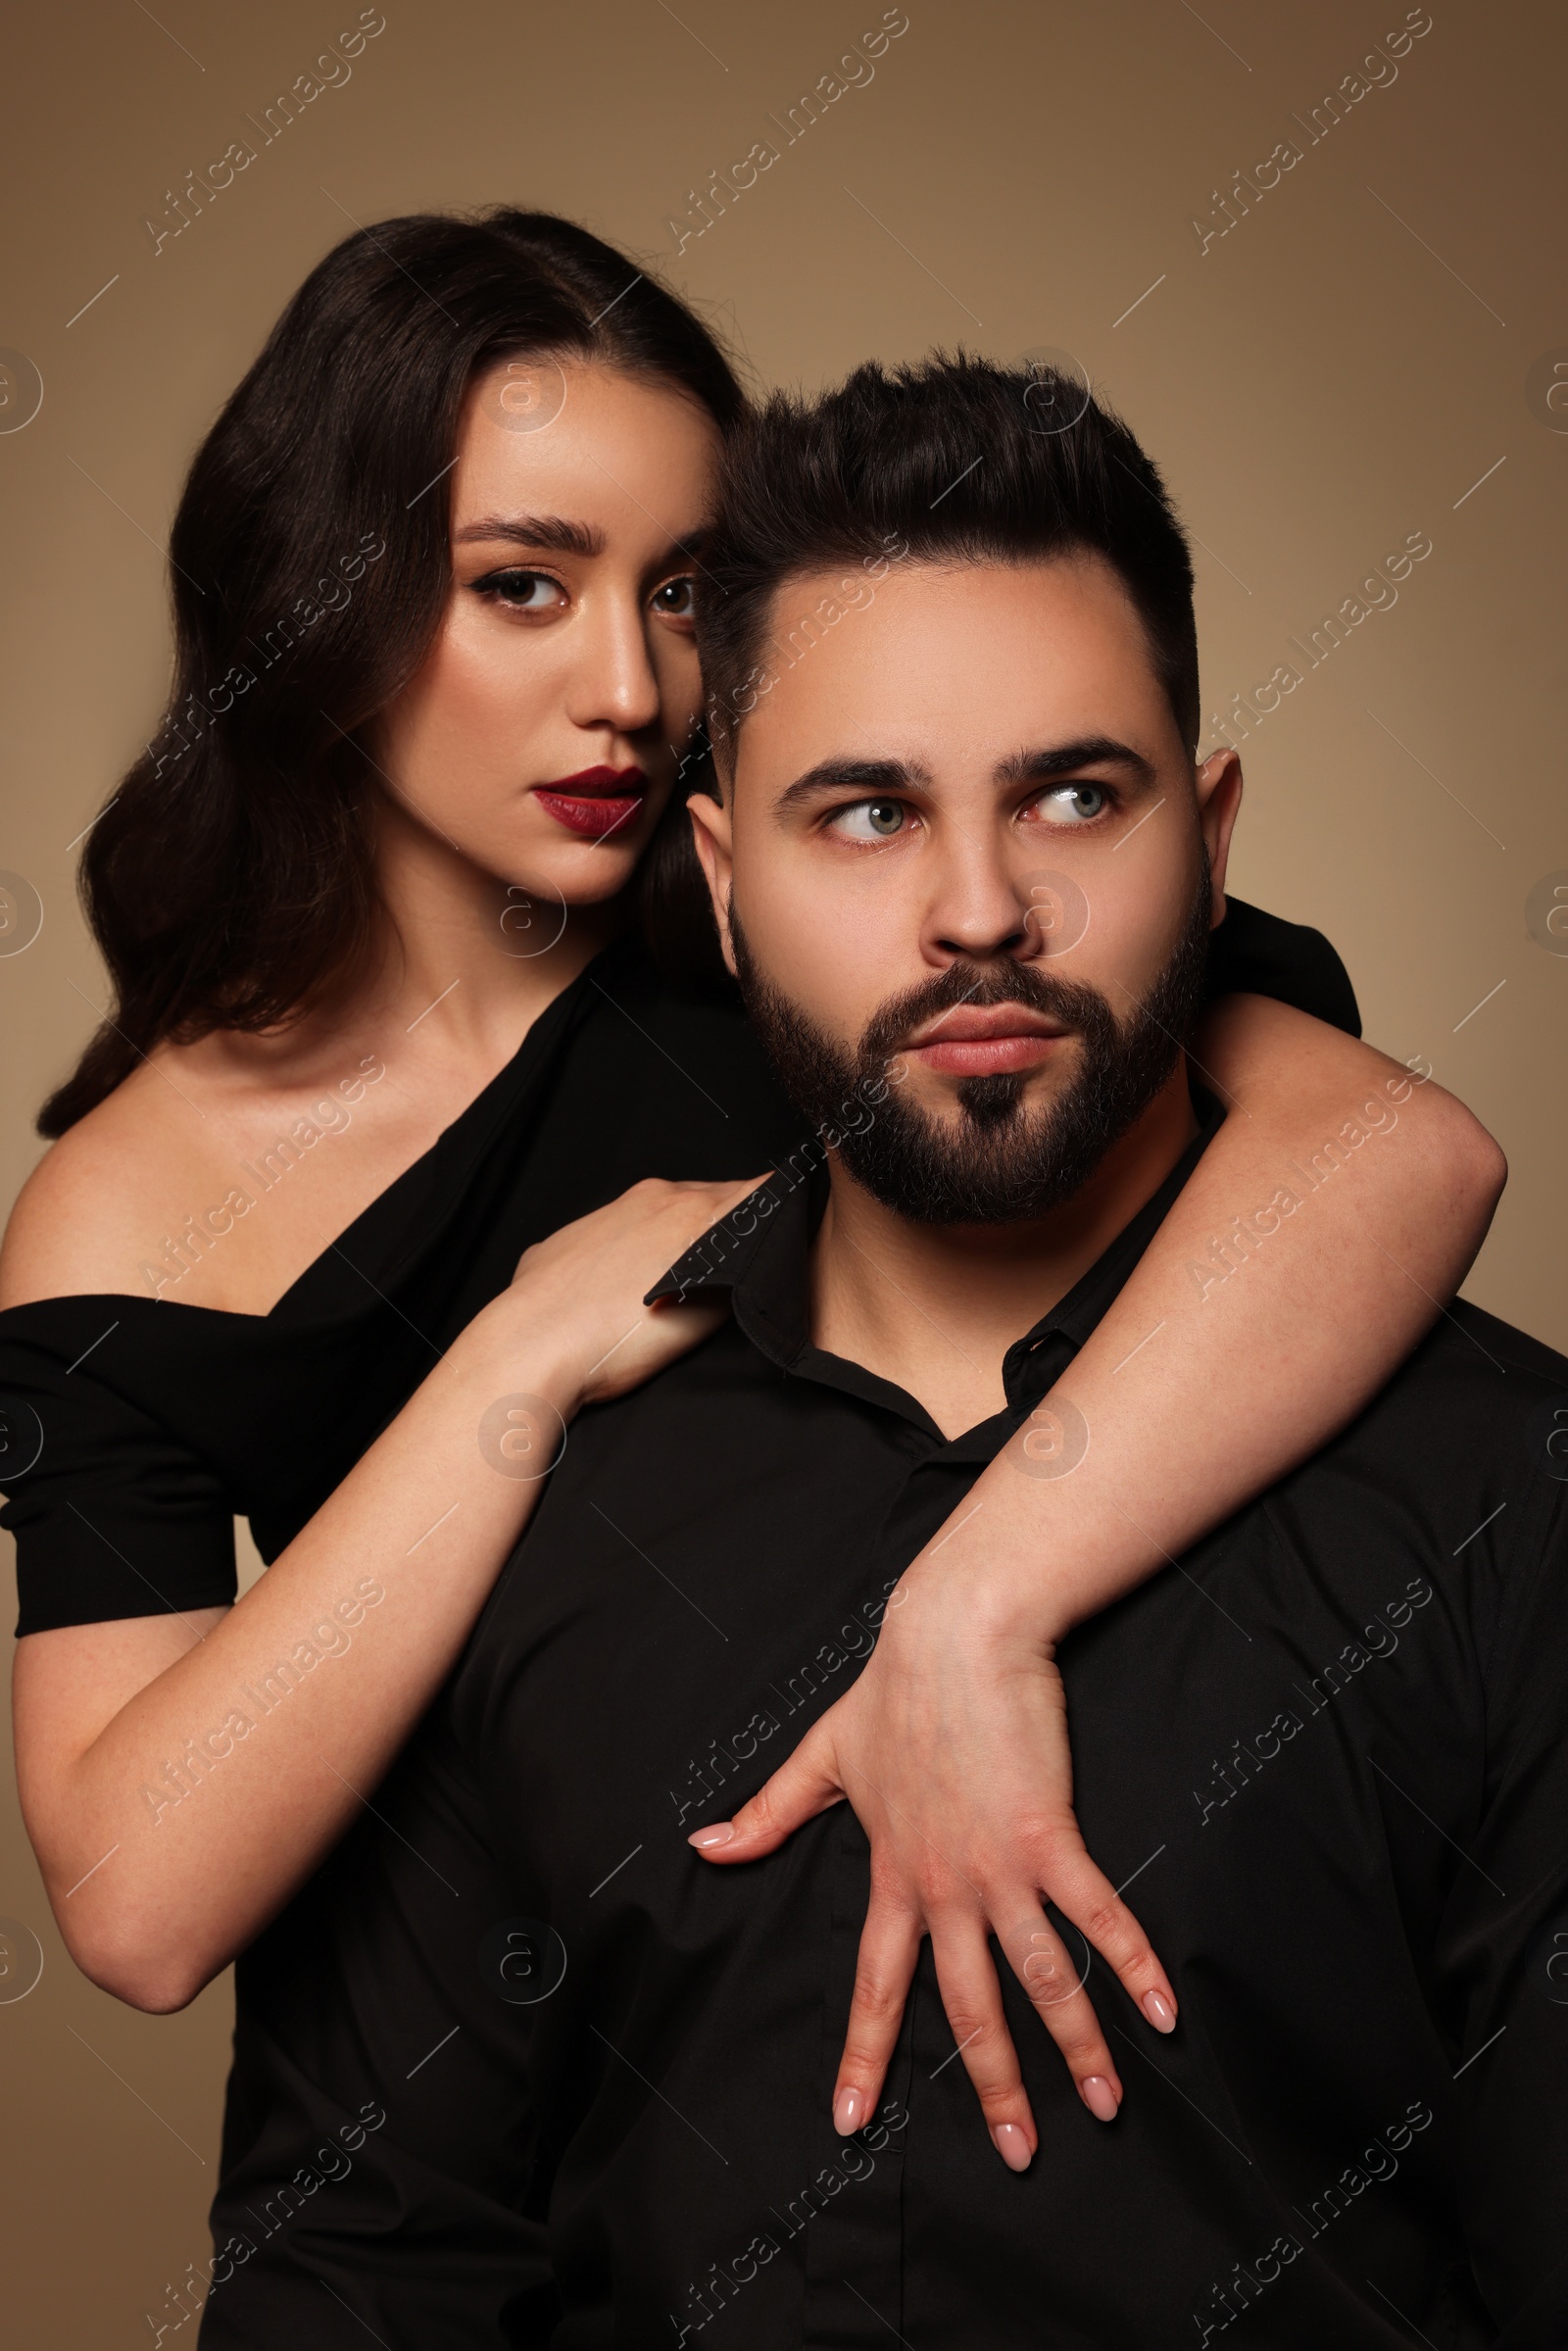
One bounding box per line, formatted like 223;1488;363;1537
533;765;648;841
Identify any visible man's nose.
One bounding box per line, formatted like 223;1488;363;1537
926;841;1044;964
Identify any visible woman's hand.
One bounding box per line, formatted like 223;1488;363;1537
17;1169;771;2013
685;1004;1502;2172
505;1173;770;1410
686;1564;1177;2169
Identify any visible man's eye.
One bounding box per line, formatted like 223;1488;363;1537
1033;782;1109;825
831;799;908;842
472;568;566;612
651;576;696;619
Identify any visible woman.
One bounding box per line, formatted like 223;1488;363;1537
0;206;1497;2250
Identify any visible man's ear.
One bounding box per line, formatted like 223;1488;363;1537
686;788;738;977
1195;749;1244;926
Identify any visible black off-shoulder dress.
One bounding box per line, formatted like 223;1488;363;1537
0;908;1358;2334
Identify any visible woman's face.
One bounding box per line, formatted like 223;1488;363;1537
371;355;722;906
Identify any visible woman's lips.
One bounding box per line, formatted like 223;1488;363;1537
533;790;645;839
904;1004;1067;1078
532;766;647;841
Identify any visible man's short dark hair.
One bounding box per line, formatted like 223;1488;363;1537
698;353;1200;760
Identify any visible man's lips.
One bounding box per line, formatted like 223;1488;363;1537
902;1003;1069;1078
532;766;648;841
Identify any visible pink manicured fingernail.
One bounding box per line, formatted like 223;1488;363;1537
833;2087;864;2136
1142;1988;1176;2033
687;1823;736;1850
992;2123;1033;2172
1080;2076;1119;2123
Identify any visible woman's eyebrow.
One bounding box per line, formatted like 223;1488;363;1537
453;514;606;557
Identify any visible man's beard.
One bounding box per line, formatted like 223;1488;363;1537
729;866;1212;1226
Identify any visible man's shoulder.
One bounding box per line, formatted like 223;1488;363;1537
1377;1297;1568;1431
1291;1297;1568;1584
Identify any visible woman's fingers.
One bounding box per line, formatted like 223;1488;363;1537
999;1909;1121;2125
925;1919;1037;2169
682;1640;1178;2165
830;1892;921;2139
508;1172;775;1407
1027;1821;1178;2034
686;1713;846;1861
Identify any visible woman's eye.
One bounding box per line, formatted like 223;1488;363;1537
473;568;566;612
651;575;697;620
1033;781;1109;825
831;798;909;843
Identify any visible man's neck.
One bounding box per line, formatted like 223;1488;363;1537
808;1066;1200;1438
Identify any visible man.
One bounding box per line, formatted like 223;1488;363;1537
203;360;1567;2348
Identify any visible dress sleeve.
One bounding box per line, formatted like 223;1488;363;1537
0;1319;236;1637
1206;895;1362;1038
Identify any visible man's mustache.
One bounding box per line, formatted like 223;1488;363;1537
860;959;1110;1067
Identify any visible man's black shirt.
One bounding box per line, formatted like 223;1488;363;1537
203;1104;1568;2350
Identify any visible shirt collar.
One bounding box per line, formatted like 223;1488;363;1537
649;1088;1225;1439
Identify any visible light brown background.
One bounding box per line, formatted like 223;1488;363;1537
1;0;1563;2335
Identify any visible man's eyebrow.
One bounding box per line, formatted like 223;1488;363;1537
773;741;1154;812
997;737;1157;787
774;757;933;812
453;514;607;557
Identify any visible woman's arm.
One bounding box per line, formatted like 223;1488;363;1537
691;999;1505;2165
10;1175;764;2013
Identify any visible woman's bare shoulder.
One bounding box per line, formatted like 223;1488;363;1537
0;1052;232;1311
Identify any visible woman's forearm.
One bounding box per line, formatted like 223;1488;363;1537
13;1171;758;2011
700;1002;1504;2147
14;1291;573;2010
913;997;1505;1637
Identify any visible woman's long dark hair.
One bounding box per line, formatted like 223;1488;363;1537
40;209;740;1137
